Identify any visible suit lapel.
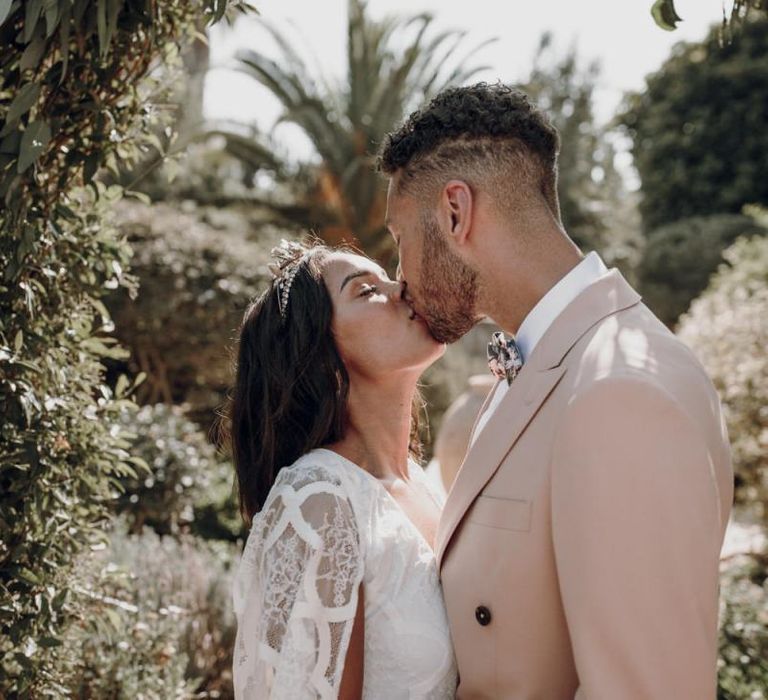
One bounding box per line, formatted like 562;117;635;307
435;269;642;570
435;362;567;567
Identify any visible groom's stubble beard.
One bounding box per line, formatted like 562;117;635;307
418;213;479;344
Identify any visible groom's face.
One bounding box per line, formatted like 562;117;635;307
385;179;479;344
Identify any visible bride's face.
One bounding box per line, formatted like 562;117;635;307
323;252;445;379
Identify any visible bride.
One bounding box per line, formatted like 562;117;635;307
225;238;458;699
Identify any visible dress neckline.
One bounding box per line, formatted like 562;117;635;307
311;447;438;556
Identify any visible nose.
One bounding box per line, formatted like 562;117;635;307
384;278;406;301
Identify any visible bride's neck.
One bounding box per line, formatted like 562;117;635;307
328;376;417;482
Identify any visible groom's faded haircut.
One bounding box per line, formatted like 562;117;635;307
378;82;561;221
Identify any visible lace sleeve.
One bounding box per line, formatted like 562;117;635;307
233;465;364;699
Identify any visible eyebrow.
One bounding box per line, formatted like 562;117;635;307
339;270;371;293
339;268;387;293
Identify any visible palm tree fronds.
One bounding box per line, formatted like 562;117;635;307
218;0;492;255
419;36;498;99
209;129;287;174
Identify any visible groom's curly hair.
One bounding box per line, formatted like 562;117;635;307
378;82;561;220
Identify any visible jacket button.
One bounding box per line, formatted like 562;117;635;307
475;605;492;626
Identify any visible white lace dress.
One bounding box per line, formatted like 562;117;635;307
232;447;458;699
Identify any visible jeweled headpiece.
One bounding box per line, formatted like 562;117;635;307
268;239;312;320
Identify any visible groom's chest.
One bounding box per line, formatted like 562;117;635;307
435;349;577;572
438;389;577;693
463;393;563;529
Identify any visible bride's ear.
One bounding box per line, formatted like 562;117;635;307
441;180;473;247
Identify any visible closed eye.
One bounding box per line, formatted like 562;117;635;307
359;284;379;297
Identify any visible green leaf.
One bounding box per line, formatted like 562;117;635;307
17;120;51;172
52;589;68;611
0;0;13;29
54;202;78;220
58;0;71;80
16;224;36;264
16;567;40;585
128;455;151;475
14;330;23;352
38;636;63;648
23;0;43;42
106;0;120;52
97;0;119;59
43;0;58;37
19;30;46;72
13;359;42;372
115;373;129;397
651;0;683;31
104;606;122;631
4;82;41;125
86;296;110;319
214;0;227;24
97;0;107;57
125;189;150;204
83;150;101;181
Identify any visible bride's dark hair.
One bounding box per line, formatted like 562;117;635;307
221;239;424;526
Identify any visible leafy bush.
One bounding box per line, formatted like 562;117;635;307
639;214;766;327
116;402;242;540
0;181;141;696
619;14;768;230
678;235;768;523
103;199;284;422
0;1;251;695
53;519;239;698
718;553;768;699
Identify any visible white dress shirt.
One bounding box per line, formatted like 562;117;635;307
469;252;608;447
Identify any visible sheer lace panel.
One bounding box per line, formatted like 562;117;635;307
234;454;457;699
233;464;363;699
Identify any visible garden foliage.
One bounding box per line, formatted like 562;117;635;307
54;519;239;698
717;553;768;699
102;199;278;417
638;214;767;326
115;402;242;541
678;234;768;524
620;14;768;231
676;231;768;697
0;1;253;695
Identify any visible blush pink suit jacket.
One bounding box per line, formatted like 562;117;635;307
435;268;734;700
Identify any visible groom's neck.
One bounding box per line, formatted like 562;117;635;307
476;220;583;337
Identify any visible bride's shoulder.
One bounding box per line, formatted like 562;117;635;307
270;448;371;502
275;449;344;488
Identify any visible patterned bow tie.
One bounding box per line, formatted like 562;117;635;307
487;331;524;385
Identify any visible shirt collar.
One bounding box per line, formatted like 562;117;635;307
515;251;608;362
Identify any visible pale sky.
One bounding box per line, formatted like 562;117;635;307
204;0;731;166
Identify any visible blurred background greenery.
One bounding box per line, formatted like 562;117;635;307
1;0;766;697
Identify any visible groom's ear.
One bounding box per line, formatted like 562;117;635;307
441;180;473;247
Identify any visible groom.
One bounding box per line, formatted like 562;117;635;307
379;83;733;699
